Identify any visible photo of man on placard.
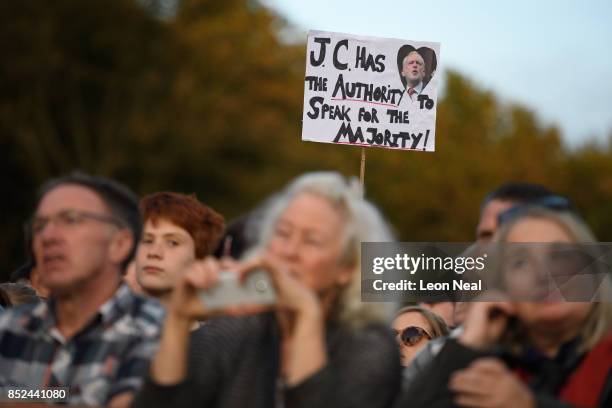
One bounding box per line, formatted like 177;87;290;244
397;45;437;102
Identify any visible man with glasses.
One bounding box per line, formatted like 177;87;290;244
0;172;164;407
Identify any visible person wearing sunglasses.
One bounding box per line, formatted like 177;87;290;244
402;182;559;387
393;306;449;367
396;207;612;408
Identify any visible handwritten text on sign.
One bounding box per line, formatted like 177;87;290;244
302;31;440;152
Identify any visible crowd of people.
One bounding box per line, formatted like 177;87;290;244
0;172;610;407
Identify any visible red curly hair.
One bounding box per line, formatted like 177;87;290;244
140;192;225;259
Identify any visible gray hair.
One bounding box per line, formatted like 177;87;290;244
248;172;395;328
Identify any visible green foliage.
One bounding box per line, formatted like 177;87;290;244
1;0;611;280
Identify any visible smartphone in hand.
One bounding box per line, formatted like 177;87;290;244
198;269;276;310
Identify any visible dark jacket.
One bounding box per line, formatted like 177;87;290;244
133;312;401;408
395;334;612;408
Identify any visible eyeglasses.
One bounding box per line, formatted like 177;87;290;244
396;326;432;347
29;209;123;235
497;195;573;226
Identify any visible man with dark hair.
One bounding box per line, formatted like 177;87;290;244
37;171;143;271
0;172;163;407
476;182;553;243
407;181;556;386
419;182;555;327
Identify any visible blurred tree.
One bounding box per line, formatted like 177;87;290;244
1;0;611;282
0;0;179;276
365;71;569;242
0;0;178;178
138;0;180;19
563;140;612;240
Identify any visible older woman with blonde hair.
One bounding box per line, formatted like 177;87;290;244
134;172;401;408
396;205;612;408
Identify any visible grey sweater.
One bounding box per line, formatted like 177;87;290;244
133;312;401;408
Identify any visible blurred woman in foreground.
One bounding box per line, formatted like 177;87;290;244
134;172;401;408
397;207;612;408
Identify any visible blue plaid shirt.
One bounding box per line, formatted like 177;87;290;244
0;284;164;405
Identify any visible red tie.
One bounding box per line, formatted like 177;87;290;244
408;88;416;97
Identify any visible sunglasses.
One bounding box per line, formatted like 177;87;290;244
396;326;431;347
497;195;573;226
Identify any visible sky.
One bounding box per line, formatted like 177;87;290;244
263;0;612;147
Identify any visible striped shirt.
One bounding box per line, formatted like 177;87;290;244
0;284;164;405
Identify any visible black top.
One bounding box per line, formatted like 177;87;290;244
394;337;612;408
133;312;401;408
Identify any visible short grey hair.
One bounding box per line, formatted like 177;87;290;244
248;172;395;328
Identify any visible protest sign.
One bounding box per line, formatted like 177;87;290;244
302;30;440;152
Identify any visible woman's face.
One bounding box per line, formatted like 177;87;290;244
503;217;592;328
392;311;433;367
266;192;353;295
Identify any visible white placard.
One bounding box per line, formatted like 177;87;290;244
302;30;440;152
